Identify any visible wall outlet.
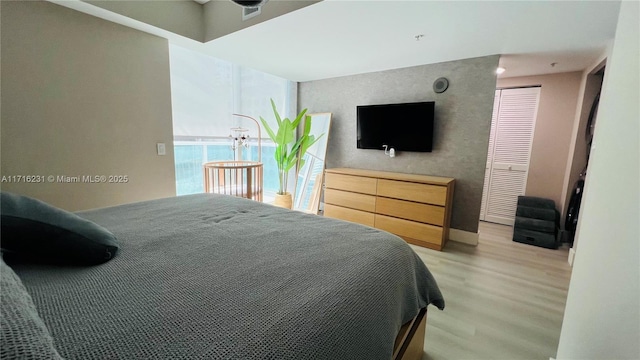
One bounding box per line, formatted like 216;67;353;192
157;143;166;156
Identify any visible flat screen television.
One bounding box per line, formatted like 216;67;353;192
357;101;435;152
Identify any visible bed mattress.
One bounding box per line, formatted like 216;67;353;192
11;194;444;359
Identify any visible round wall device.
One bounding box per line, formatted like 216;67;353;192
433;77;449;93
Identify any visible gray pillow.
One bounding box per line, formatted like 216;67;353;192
0;258;64;359
1;192;118;265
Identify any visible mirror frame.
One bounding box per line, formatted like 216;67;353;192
293;112;332;214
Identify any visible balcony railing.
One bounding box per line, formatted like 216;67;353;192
174;139;278;199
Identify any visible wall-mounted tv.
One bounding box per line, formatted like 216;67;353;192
357;101;435;152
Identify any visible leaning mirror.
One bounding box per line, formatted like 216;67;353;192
293;113;332;214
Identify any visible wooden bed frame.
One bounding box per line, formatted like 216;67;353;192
392;308;427;360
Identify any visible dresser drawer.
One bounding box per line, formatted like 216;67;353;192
324;168;454;251
375;197;445;226
325;204;375;227
374;214;443;245
325;173;377;195
325;189;376;212
377;179;447;206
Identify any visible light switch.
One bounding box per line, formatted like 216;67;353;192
157;143;166;156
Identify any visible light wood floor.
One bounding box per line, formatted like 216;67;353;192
412;221;572;360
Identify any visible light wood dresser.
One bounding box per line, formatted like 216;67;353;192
324;168;455;251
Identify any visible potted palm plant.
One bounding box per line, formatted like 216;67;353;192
260;99;323;209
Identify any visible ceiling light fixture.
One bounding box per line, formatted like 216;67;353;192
231;0;269;8
496;67;506;75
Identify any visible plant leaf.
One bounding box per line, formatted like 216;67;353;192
274;146;282;169
303;115;312;136
270;98;282;127
299;134;314;156
300;133;324;159
285;157;298;171
284;135;305;172
260;116;277;142
291;108;308;128
278;119;296;145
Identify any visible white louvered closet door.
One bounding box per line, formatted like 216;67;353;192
480;91;501;221
481;87;540;225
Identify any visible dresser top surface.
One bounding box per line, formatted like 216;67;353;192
326;168;455;186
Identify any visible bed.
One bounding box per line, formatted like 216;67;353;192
1;193;444;359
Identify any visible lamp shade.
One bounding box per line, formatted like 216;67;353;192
231;0;269;7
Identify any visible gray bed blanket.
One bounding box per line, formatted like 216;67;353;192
11;194;444;359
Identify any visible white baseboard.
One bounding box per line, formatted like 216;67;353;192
449;228;479;246
568;248;576;266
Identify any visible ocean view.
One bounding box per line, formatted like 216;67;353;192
174;142;320;210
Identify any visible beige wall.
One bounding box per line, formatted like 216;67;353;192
1;1;176;211
562;71;603;236
497;72;582;212
557;1;639;357
76;1;320;44
203;1;320;42
87;0;205;41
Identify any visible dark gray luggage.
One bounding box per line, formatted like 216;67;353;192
513;196;559;249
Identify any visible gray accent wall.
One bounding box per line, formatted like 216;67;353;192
299;56;499;233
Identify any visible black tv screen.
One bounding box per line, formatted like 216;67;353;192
357;101;434;152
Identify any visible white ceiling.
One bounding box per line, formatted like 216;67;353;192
201;0;620;81
58;0;622;82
